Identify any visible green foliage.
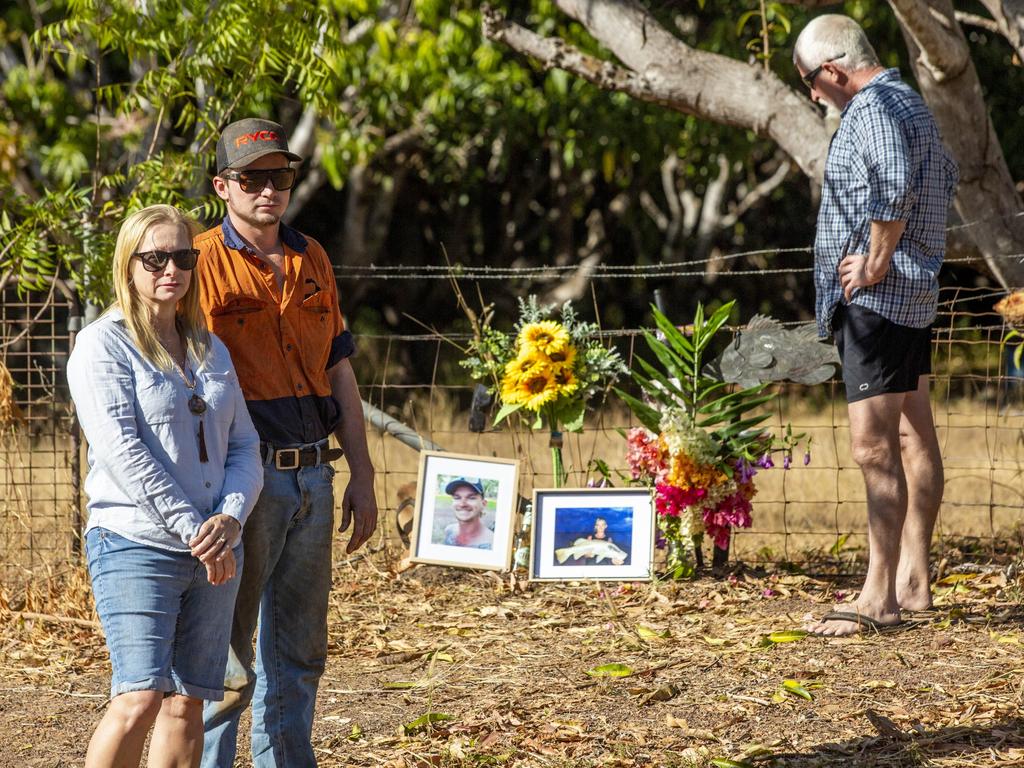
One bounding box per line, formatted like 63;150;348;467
619;301;780;465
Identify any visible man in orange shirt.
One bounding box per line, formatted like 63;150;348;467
195;118;378;767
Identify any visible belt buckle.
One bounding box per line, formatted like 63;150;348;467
275;448;301;470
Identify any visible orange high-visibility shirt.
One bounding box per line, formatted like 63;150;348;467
194;217;354;446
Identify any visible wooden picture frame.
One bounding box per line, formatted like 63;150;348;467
408;450;519;571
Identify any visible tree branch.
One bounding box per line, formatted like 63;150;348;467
483;3;831;182
888;0;971;81
955;10;1001;34
482;8;662;104
976;0;1024;63
721;158;792;228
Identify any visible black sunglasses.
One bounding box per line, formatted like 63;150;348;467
133;249;200;272
802;52;846;88
220;167;297;193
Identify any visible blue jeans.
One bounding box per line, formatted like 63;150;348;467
201;462;335;767
86;527;242;701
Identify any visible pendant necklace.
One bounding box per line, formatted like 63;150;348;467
173;354;209;463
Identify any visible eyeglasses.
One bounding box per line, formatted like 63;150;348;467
802;52;846;88
220;168;297;193
133;249;200;272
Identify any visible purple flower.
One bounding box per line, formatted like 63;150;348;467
803;450;811;466
762;588;776;598
783;453;792;470
737;457;756;484
654;532;666;550
756;453;774;470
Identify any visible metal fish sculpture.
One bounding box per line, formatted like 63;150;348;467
554;538;628;564
704;315;840;389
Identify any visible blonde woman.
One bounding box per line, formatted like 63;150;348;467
67;205;263;768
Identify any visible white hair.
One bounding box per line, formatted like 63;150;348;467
793;14;880;72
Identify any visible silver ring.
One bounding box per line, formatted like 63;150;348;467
217;535;227;544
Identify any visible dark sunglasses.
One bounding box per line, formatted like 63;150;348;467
802;52;846;88
220;167;297;193
133;248;200;272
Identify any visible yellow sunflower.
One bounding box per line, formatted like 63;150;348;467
504;353;542;380
500;371;524;405
551;363;579;396
547;343;577;367
516;366;560;411
518;320;570;357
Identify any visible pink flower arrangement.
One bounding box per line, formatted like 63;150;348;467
626;421;762;570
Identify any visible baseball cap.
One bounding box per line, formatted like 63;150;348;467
216;118;302;173
445;477;484;496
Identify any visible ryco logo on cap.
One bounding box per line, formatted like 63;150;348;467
216;118;302;174
235;130;280;148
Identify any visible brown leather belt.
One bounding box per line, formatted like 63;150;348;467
260;442;344;470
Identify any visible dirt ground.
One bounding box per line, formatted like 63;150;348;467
2;538;1023;768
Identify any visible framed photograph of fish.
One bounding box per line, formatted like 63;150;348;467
529;488;655;581
408;450;520;571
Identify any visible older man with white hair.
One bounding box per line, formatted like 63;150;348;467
793;15;959;636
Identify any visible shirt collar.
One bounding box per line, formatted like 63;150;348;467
842;68;901;117
221;215;308;254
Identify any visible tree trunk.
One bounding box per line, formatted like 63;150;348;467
893;0;1024;288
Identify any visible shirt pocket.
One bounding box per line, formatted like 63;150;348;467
299;298;333;373
134;371;181;426
209;296;270;344
199;371;237;424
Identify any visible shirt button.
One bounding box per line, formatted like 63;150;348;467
205;482;211;488
203;508;211;515
297;383;304;391
286;343;293;351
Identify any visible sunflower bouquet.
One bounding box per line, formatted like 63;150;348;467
462;296;626;485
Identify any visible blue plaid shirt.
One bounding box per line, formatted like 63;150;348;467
815;69;959;337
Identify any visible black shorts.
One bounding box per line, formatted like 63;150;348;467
831;304;932;403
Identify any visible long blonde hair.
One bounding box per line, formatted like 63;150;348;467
110;205;210;370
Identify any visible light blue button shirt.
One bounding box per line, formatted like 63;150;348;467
67;309;263;552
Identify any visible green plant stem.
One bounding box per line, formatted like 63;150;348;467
551;443;564;488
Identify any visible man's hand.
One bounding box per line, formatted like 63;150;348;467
838;253;887;301
205;546;237;586
190;513;241;564
839;220;905;301
338;475;378;554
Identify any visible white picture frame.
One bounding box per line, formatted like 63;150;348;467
408;450;519;571
529;488;655;581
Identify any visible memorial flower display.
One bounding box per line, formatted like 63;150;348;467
619;301;805;576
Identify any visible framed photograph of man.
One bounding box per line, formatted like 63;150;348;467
530;488;655;581
408;451;520;571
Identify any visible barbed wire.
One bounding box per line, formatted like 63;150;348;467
335;208;1024;281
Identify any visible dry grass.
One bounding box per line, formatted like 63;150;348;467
1;540;1022;767
3;393;1024;765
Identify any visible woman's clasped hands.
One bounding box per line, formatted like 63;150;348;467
189;514;242;585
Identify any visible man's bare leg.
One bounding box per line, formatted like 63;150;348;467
895;375;943;611
808;391;907;636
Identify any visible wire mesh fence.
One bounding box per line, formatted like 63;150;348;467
2;274;1023;583
1;274;82;583
355;283;1024;568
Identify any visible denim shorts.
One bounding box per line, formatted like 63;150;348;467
86;527;242;701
